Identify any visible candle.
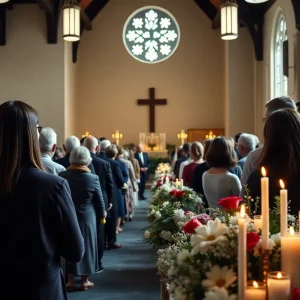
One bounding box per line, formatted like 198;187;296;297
261;167;269;250
267;272;290;300
180;179;184;187
175;178;179;188
238;204;247;300
165;176;170;186
281;226;300;289
279;179;288;235
245;281;266;300
253;215;263;232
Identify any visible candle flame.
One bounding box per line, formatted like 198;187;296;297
277;272;283;279
261;167;267;177
279;179;285;189
253;281;258;288
240;204;245;218
289;226;295;236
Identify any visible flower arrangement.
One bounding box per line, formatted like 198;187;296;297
155;162;172;176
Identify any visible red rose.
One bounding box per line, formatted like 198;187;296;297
183;218;202;234
247;232;260;251
292;289;300;300
175;190;185;198
218;196;242;212
156;180;162;187
169;189;177;196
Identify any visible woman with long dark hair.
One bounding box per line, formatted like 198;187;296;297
0;100;84;300
247;108;300;215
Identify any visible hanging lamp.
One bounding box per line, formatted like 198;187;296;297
63;0;81;42
221;0;238;40
0;0;10;3
245;0;268;3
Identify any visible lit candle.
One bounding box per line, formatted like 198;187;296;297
267;272;290;300
279;179;288;236
238;204;246;300
175;178;179;188
261;167;269;250
281;226;300;289
245;281;266;300
253;215;263;232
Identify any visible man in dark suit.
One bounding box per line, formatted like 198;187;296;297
84;136;115;268
56;135;95;173
97;140;123;250
134;144;149;200
174;142;191;178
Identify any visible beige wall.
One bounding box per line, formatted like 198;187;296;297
76;0;226;145
0;5;65;145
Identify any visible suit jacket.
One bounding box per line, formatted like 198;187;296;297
0;166;84;300
90;152;114;209
174;156;189;179
56;153;95;174
59;169;105;220
134;152;149;172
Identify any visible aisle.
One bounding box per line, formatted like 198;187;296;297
68;191;160;300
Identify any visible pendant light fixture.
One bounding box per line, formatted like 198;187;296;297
221;0;239;40
0;0;10;3
63;0;81;42
245;0;268;3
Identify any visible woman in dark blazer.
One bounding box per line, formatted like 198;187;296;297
60;146;106;291
0;100;84;300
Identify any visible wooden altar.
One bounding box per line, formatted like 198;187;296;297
187;128;225;143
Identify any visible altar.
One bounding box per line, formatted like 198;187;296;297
139;133;169;158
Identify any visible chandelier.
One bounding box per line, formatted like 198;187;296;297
112;130;123;145
63;0;81;42
205;131;216;139
221;0;238;40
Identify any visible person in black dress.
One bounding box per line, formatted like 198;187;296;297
0;100;84;300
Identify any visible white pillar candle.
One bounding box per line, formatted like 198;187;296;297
279;179;288;236
267;272;290;300
238;204;246;300
180;179;184;187
281;227;300;289
253;215;263;232
175;179;179;188
261;167;269;250
165;176;169;186
245;281;266;300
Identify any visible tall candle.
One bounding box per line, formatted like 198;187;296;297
261;167;269;250
267;272;290;300
245;281;266;300
238;204;247;300
279;179;288;236
281;227;300;289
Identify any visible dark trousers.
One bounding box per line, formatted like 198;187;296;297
105;209;117;247
138;172;147;198
97;223;104;266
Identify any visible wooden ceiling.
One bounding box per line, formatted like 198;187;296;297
0;0;299;62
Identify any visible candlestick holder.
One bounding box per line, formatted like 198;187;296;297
262;249;270;284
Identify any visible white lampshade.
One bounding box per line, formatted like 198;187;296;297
221;0;238;40
63;4;80;42
0;0;10;3
245;0;268;3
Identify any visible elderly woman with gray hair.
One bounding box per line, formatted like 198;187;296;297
59;146;106;292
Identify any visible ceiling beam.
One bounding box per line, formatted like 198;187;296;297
80;10;92;31
0;7;6;46
72;0;109;63
194;0;218;21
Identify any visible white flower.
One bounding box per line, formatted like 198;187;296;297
253;238;275;256
202;266;237;290
150;209;156;215
177;249;190;263
144;231;151;239
149;205;154;209
204;287;237;300
145;9;158;21
145;49;158;62
160;44;171;55
126;30;138;42
132;18;143;28
271;233;281;245
132;45;143;56
162;201;169;207
165;30;178;41
160;18;171;28
155;211;161;219
191;218;228;254
230;215;238;226
160;230;173;242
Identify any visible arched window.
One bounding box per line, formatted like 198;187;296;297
274;14;288;97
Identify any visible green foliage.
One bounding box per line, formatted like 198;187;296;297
149;157;169;174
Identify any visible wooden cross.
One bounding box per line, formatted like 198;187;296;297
137;88;167;133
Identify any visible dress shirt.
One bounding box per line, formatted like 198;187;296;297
42;153;66;175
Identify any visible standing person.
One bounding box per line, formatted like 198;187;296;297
84;136;114;271
236;133;256;170
128;149;140;207
134;144;149;200
0;100;84;300
60;147;106;291
39;127;66;175
174;143;191;179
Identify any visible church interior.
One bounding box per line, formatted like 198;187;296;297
1;0;300;299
